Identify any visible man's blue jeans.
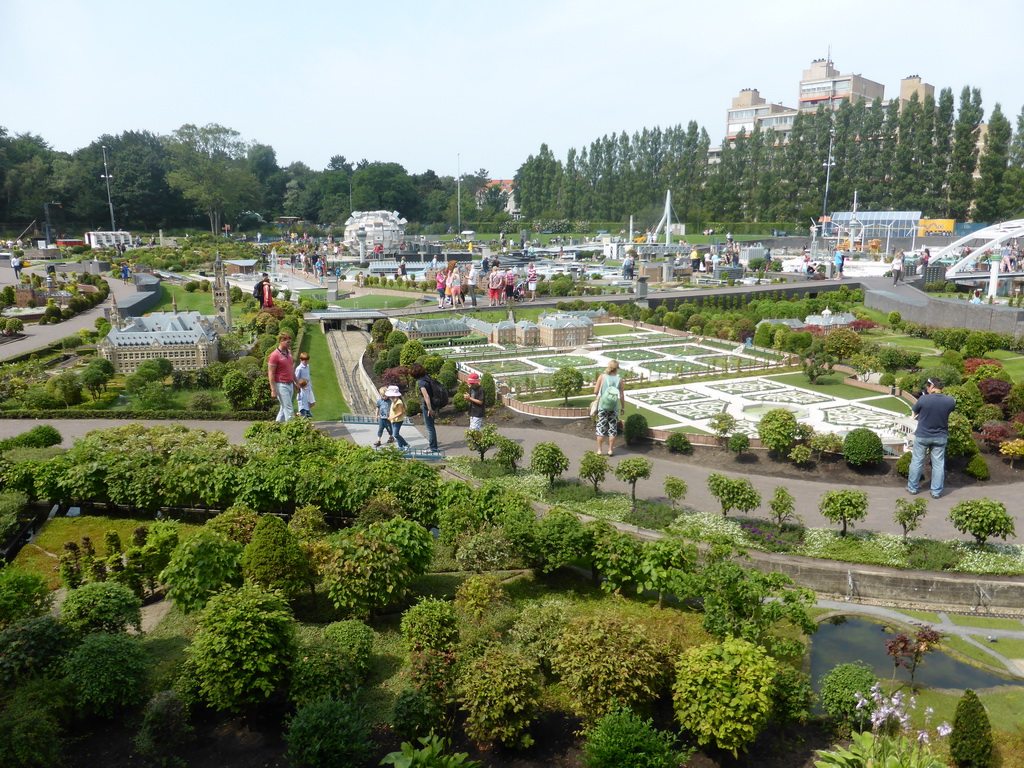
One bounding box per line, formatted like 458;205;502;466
422;410;438;451
907;436;947;497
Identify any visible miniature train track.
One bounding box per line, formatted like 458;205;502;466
326;328;376;415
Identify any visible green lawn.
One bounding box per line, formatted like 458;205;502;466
300;323;349;420
331;295;420;309
941;635;1009;669
947;614;1024;630
593;323;636;336
864;396;913;415
625;403;678;428
13;516;204;588
152;283;214;315
887;335;939;352
899;610;941;623
764;372;876;401
974;636;1024;658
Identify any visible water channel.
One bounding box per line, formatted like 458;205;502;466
808;616;1024;692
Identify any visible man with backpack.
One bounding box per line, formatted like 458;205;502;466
409;363;443;452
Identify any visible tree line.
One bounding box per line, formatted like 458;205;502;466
3;83;1021;236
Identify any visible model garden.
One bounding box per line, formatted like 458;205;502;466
6;260;1024;766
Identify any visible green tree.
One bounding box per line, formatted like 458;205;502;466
613;457;653;512
823;327;862;360
531;442;569;489
948;498;1015;545
458;645;542;749
551;366;585;405
165;123;259;235
639;537;697;609
894;497;928;541
727;433;750;456
673;638;777;756
819;489;868;536
801;339;836;384
974;103;1012;223
0;568;54;629
706;473;761;517
579;450;609;496
757;408;798;455
768;486;799;528
708;411;737;443
664;476;687;508
187;584;296;712
60;581;142;635
464;424;498;463
949;87;984;222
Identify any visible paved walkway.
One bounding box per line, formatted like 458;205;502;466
0;261;138;362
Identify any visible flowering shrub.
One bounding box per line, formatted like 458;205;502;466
668;512;748;547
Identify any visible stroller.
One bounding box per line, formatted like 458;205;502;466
512;280;528;302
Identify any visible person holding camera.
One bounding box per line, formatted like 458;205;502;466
906;377;957;499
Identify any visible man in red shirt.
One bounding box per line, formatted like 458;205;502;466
267;332;296;421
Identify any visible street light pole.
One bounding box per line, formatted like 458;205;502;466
821;129;836;240
456;153;461;237
101;146;116;232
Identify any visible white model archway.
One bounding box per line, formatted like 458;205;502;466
931;219;1024;278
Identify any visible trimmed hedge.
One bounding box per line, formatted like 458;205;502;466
0;409;274;421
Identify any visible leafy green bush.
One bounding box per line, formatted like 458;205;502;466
531;442;570;488
290;638;363;707
205;504;261;544
134;691;194;767
508;598;571;672
552;615;665;720
454;574;505;621
187;585;296;712
285;697;372;768
380;734;483;768
65;632;149;716
0;424;62;451
673;638;777;757
623;413;649;445
583;706;686;768
665;431;692;454
949;688;993;768
400;598;459;654
819;662;876;729
160;529;243;613
495;436;524;471
390;685;445;741
964;453;990;480
322;619;375;682
0;615;69;685
907;538;965;571
0;678;70;768
458;645;542;748
843;427;884;468
0;566;53;629
896;451;912;477
61;581;142;635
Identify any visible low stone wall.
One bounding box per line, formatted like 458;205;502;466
742;547;1024;612
503;397;589;419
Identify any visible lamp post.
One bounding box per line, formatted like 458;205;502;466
101;146;116;232
456;153;462;238
821;129;836;244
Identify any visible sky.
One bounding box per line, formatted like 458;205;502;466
3;0;1022;180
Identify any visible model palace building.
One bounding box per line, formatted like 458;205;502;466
97;256;233;373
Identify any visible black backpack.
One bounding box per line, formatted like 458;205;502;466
422;375;449;410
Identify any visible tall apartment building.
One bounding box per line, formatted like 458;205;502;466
722;58;933;144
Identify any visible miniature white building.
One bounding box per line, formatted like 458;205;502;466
343;211;407;254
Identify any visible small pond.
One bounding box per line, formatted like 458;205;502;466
809;616;1024;692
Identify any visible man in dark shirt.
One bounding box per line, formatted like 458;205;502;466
906;377;957;499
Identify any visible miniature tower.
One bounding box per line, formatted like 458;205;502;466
171;294;178;314
212;252;232;328
109;295;121;329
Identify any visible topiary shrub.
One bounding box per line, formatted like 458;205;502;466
843;427;884;468
458;645;542;748
322;620;374;683
64;632;149;717
551;615;665;721
160;529;243;614
623;413;649;446
285;696;372;768
819;662;876;730
964;453;990;481
400;598;459;654
0;616;69;685
290;638;363;707
454;574;505;622
241;514;313;597
949;688;993;768
665;431;693;454
582;706;686;768
60;581;142;635
205;504;260;544
0;567;53;629
134;690;194;767
896;451;912;478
